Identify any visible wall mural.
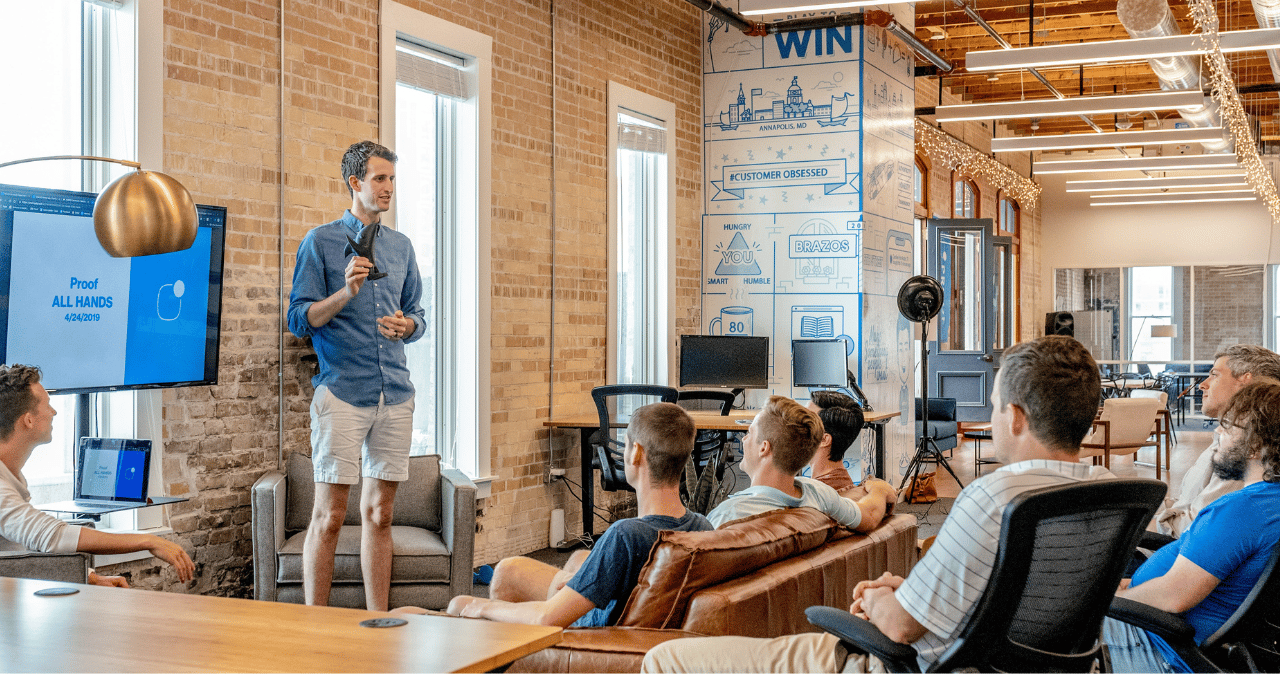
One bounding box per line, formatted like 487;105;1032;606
702;7;917;484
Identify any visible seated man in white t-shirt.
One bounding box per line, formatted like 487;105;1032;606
644;336;1115;674
0;364;194;587
706;395;896;532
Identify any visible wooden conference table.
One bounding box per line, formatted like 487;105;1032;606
545;408;900;537
0;576;561;672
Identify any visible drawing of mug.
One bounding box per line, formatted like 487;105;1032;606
710;306;753;336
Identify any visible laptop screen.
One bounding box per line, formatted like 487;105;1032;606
74;438;151;503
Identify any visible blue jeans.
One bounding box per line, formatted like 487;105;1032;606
1103;617;1179;674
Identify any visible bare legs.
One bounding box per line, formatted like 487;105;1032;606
302;477;399;610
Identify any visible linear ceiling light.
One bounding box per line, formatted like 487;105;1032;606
1065;174;1249;192
935;90;1204;123
1089;188;1256;198
1090;195;1257;206
1034;154;1239;174
992;127;1225;153
966;26;1280;72
738;0;915;14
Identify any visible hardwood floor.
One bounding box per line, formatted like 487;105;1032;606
931;428;1213;500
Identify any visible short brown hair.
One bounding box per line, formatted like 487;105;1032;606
810;390;864;461
341;140;397;196
1220;380;1280;483
1214;344;1280;382
0;365;42;441
998;336;1101;452
757;396;825;475
627;402;696;486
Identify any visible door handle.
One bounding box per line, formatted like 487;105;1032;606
981;354;994;362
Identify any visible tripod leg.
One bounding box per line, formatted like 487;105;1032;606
924;437;965;489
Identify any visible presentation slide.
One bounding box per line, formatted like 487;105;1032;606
4;210;213;391
80;448;120;499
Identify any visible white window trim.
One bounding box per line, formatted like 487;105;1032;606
378;1;493;492
606;81;676;385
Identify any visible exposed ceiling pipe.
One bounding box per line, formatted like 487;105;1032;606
1117;0;1232;152
1251;0;1280;82
683;0;952;71
951;0;1106;135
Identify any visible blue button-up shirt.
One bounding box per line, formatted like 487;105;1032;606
288;211;425;407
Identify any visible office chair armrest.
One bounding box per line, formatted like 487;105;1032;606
1139;531;1176;551
805;606;918;670
1107;597;1195;642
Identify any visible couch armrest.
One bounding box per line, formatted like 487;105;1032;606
441;468;477;599
0;549;90;583
251;470;286;601
506;627;707;673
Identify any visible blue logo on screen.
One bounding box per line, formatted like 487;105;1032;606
115;451;147;500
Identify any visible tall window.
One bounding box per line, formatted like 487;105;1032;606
913;156;928;213
1129;266;1174;363
608;83;675;386
998;196;1019;237
381;4;492;479
0;1;158;525
953;177;978;218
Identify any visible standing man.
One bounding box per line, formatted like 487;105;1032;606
1155;345;1280;536
288;140;426;611
0;365;194;587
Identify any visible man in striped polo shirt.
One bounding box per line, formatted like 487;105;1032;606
642;335;1114;673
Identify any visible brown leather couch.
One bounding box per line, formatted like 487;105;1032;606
508;507;918;672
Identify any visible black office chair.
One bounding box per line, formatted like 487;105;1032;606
1109;540;1280;673
590;385;680;492
676;389;736;514
806;479;1168;673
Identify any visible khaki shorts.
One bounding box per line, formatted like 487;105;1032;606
310;385;413;484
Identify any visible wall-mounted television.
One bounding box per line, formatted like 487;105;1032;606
0;183;226;394
678;335;770;389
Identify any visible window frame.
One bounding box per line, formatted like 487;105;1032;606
379;0;493;486
952;173;979;218
606;81;676;386
913;154;929;216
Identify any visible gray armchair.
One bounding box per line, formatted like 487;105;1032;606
0;549;90;583
252;452;476;609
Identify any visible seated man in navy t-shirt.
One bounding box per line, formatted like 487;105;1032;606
431;402;712;627
1105;380;1280;673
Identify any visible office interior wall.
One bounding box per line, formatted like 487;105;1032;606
1038;167;1279;328
698;7;918;480
100;0;704;596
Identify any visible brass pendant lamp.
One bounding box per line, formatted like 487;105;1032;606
0;155;197;257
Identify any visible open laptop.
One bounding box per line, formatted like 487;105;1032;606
39;438;185;516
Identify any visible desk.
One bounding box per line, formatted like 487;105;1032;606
545;408;901;538
0;576;561;672
1170;372;1206;425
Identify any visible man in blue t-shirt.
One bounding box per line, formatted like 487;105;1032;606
424;402;712;627
1105;380;1280;673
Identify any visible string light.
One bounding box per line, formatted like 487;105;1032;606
1187;0;1280;222
915;119;1042;211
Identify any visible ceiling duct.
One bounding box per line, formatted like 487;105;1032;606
1117;0;1232;152
1253;0;1280;81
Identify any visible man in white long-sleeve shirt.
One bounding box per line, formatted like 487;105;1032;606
1155;345;1280;537
0;364;194;587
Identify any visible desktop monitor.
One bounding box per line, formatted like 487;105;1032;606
792;339;849;388
679;335;769;389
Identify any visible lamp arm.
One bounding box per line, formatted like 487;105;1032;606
0;155;142;171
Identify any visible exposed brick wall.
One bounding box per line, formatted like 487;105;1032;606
1192;266;1266;359
101;0;703;596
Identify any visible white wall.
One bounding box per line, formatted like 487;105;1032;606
1038;161;1280;322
